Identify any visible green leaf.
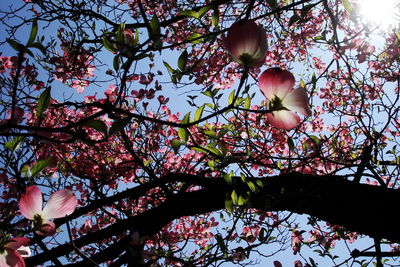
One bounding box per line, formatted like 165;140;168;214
289;14;301;27
28;42;46;54
207;160;215;171
212;8;219;27
109;116;131;136
185;33;203;44
225;198;233;212
180;10;199;18
276;160;282;169
163;61;175;75
113;55;120;71
244;95;251;109
206;146;223;157
301;4;315;18
288;137;295;151
37;87;51;118
194;105;205;122
181;112;191;125
247;181;256;192
231;189;238;204
134;28;140;46
255;179;263;187
180;6;211;19
237;195;246;206
190;146;208;154
300;79;306;88
204;130;217;138
171;139;183;154
222;172;232;184
267;0;276;8
27;20;38;45
150;15;160;37
21;165;31;178
178;128;189;142
342;0;353;13
178;50;188;71
83;120;108;134
215;234;227;253
102;36;117;53
197;6;211;18
5;136;25;152
6;39;24;51
30;158;52;177
117;23;126;44
228;90;235;105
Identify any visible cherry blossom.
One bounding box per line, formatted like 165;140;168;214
222;20;268;68
259;68;312;130
0;237;30;267
19;186;78;236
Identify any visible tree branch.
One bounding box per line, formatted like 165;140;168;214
26;172;400;265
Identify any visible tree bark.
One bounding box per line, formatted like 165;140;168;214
26;172;400;265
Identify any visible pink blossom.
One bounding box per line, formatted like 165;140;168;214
71;79;89;94
259;68;312;130
19;185;78;236
9;108;24;124
119;29;136;57
291;231;303;254
294;260;303;267
223;20;268;68
242;226;260;243
0;237;30;267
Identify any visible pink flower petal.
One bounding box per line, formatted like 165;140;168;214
19;186;43;220
11;107;25;124
36;221;57;236
1;249;26;267
267;110;301;130
282;87;312;116
4;237;30;251
42;189;77;220
223;20;268;67
259;68;295;100
123;29;135;47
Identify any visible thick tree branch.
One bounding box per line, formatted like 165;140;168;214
26;172;400;265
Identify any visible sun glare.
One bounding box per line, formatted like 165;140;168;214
357;0;399;30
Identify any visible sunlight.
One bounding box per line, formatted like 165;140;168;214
357;0;399;30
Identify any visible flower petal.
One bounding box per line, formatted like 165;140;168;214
19;186;43;220
36;221;57;236
259;68;295;100
2;249;26;267
223;20;267;67
42;189;77;219
267;110;301;130
11;107;25;124
282;87;312;116
5;237;30;251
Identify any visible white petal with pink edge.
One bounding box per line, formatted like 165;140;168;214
42;189;78;219
282;88;312;117
267;110;301;131
19;186;43;220
259;68;295;100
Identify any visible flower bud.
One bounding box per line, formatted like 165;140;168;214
223;20;268;68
